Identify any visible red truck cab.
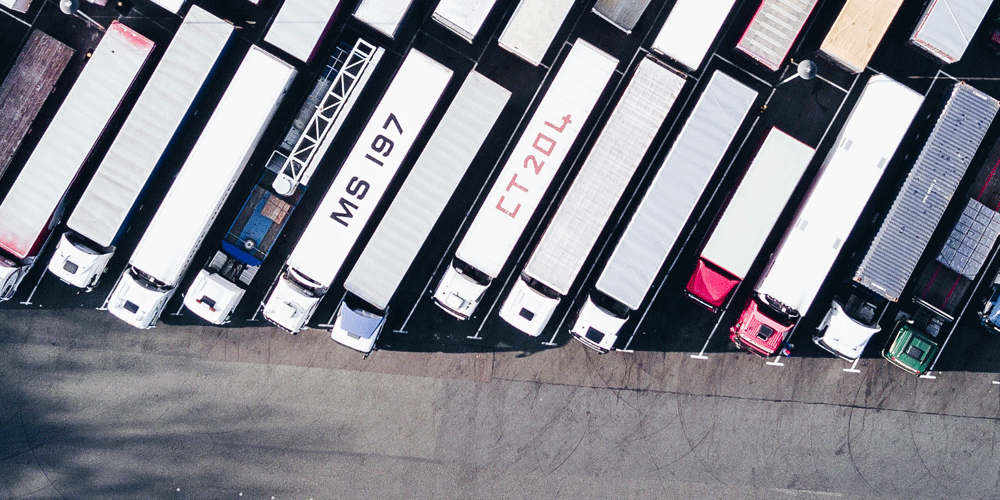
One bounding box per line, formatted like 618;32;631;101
730;294;798;356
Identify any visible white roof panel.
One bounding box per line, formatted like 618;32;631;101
593;0;654;33
353;0;415;39
498;0;576;66
432;0;497;42
651;0;737;71
150;0;184;14
910;0;992;64
264;0;341;63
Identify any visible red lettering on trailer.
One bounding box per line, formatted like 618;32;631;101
496;196;520;218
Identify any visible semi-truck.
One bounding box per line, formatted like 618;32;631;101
330;72;511;353
815;82;999;360
651;0;737;72
150;0;184;15
107;46;296;329
498;56;685;336
498;0;577;66
184;40;382;324
909;0;992;64
684;128;814;313
592;0;654;34
353;0;415;39
47;7;233;290
819;0;906;73
569;70;757;353
0;30;74;177
0;21;152;301
264;0;342;63
729;75;923;357
736;0;819;71
262;49;452;333
432;40;618;320
0;0;31;13
432;0;498;42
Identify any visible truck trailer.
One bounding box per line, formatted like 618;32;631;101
498;0;577;66
729;75;923;357
331;72;511;353
815;82;999;360
592;0;654;34
264;0;342;63
909;0;992;64
736;0;819;71
651;0;738;72
684;128;814;313
353;0;415;39
819;0;906;73
432;0;498;42
107;46;296;329
47;6;233;290
184;40;382;324
432;40;618;320
570;71;757;353
262;49;452;333
498;56;685;337
0;21;152;301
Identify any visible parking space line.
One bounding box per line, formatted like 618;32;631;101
0;7;30;27
711;53;771;89
19;271;45;306
170;295;185;316
843;358;861;373
316;289;347;329
766;357;784;367
691;308;729;359
815;74;848;94
249;301;263;321
992;380;1000;385
394;277;435;334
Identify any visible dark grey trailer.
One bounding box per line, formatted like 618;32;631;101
592;0;654;34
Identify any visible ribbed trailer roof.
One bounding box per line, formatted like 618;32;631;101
345;72;511;311
592;0;654;34
651;0;737;71
910;0;992;64
819;0;905;73
855;83;999;301
68;6;233;249
736;0;819;71
0;30;74;177
128;46;296;284
0;22;152;261
498;0;576;66
264;0;341;62
353;0;414;39
595;71;757;310
432;0;497;42
523;57;685;295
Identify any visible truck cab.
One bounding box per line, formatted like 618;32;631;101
433;258;490;319
48;232;113;289
814;288;885;360
882;320;939;375
183;269;244;324
330;292;386;354
978;272;1000;334
730;293;799;356
685;258;740;312
107;267;173;329
262;266;324;332
570;291;629;353
498;274;559;336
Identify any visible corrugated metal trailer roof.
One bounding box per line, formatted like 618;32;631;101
264;0;341;63
345;72;511;311
67;6;233;249
736;0;819;71
432;0;497;42
0;30;74;177
595;71;757;310
0;22;152;260
353;0;415;39
856;83;999;301
498;0;576;66
910;0;992;64
592;0;654;34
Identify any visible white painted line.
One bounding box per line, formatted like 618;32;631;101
249;301;263;321
316;290;347;329
919;373;937;380
991;380;999;385
19;270;45;306
766;358;785;367
843;358;861;373
617;349;634;353
815;74;848;94
170;295;185;316
690;354;709;360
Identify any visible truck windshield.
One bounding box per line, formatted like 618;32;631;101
453;258;490;286
590;290;630;320
286;267;324;296
754;294;798;327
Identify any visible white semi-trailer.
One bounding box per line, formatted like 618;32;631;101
107;46;296;329
498;0;577;66
432;0;498;42
736;0;819;71
498;56;685;336
353;0;415;39
592;0;654;34
652;0;738;72
909;0;992;64
48;6;233;290
0;21;152;301
570;71;758;353
432;40;618;320
330;72;511;353
262;49;452;333
264;0;342;63
150;0;185;15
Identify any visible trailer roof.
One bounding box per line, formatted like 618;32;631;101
498;0;576;66
592;0;654;34
595;71;757;310
819;0;905;73
264;0;341;62
432;0;497;42
758;75;923;312
855;83;998;301
0;22;152;260
523;57;685;294
150;0;184;14
910;0;992;64
129;47;295;283
651;0;737;71
736;0;819;71
344;72;510;311
68;7;233;249
353;0;415;39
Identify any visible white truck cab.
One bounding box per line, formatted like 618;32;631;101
262;268;324;332
814;300;880;360
498;276;559;336
183;269;244;324
570;292;629;353
48;232;113;289
107;268;173;329
330;293;386;353
433;258;490;320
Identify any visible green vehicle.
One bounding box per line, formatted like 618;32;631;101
882;321;940;375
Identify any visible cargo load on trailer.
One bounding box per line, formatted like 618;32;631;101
819;0;906;73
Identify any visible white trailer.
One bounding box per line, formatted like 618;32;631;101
498;0;577;66
736;0;820;71
730;75;923;357
433;40;618;320
819;0;906;73
498;56;685;336
265;0;341;63
909;0;992;64
432;0;498;42
353;0;415;39
331;72;511;353
107;46;296;329
48;6;233;290
652;0;738;72
684;128;814;312
570;71;757;353
150;0;185;14
592;0;654;34
262;49;452;333
0;0;31;13
0;21;152;301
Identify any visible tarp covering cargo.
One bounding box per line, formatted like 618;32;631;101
819;0;906;73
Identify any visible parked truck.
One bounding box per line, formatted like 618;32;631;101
151;0;184;14
815;82;999;360
736;0;819;71
331;72;511;353
909;0;992;64
262;49;452;333
0;30;74;178
106;46;296;329
432;0;498;42
264;0;342;63
498;56;685;336
684;128;814;313
729;75;923;357
353;0;415;39
569;71;757;353
819;0;906;73
0;0;31;13
498;0;577;66
184;40;383;324
592;0;654;34
47;7;233;290
651;0;738;72
0;22;152;301
432;40;618;320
